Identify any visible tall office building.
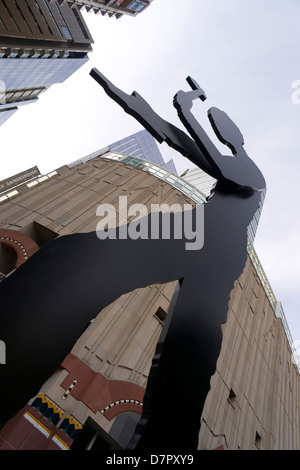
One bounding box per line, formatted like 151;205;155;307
0;147;299;450
59;0;153;19
0;0;94;125
109;129;178;174
181;167;217;199
67;130;180;177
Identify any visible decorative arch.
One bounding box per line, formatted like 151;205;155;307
60;354;145;421
0;228;39;269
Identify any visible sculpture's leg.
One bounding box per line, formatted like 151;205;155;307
0;214;192;424
128;273;228;451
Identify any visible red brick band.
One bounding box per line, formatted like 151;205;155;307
61;354;145;421
0;228;39;268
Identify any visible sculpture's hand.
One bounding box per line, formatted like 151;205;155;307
174;77;266;191
90;68;215;177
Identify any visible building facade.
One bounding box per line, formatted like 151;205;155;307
0;150;299;450
181;167;217;199
58;0;153;19
182;167;266;244
109;129;178;174
0;0;93;125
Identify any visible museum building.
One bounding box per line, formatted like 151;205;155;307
0;143;299;450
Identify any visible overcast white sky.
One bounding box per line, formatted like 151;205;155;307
0;0;299;347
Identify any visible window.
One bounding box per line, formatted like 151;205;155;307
2;0;20;31
31;395;63;426
42;0;62;38
0;195;8;204
128;1;148;13
59;416;82;440
0;17;7;31
123;156;149;170
61;26;73;40
154;307;167;324
228;388;236;408
72;8;90;40
255;431;262;449
24;0;43;34
6;190;19;199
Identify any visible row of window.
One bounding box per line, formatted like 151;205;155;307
0;0;80;42
3;87;44;104
0;57;88;90
102;152;207;204
76;0;148;15
0;171;58;205
41;0;74;41
127;1;148;13
31;394;82;440
0;189;19;204
0;49;69;59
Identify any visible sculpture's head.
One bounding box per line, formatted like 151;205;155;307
207;106;266;191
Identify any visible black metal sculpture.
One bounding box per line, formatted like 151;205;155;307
0;71;265;451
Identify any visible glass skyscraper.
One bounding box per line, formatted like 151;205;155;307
0;55;90;90
64;0;153;19
181;167;217;199
0;0;93;126
109;129;178;174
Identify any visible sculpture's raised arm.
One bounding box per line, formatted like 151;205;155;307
91;69;265;192
174;77;266;191
90;68;215;178
174;76;224;180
